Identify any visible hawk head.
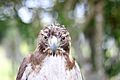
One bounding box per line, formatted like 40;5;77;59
37;24;71;56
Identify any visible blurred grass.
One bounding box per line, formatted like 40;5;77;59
20;41;29;55
0;40;30;80
0;46;12;80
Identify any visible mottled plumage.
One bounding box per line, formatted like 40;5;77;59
16;24;84;80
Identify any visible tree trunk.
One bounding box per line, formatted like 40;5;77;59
94;0;107;80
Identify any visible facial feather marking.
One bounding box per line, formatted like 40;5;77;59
37;24;71;56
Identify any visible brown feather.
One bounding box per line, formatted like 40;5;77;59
16;54;31;80
30;51;47;69
16;47;49;80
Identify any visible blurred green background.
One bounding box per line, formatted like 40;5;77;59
0;0;120;80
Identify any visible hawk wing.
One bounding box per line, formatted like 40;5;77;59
16;54;31;80
64;54;84;80
70;62;84;80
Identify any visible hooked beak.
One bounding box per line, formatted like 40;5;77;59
48;36;60;56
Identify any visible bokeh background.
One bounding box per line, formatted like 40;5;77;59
0;0;120;80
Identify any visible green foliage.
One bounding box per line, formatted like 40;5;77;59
16;18;41;50
105;60;120;77
103;1;120;77
104;0;120;44
0;20;8;42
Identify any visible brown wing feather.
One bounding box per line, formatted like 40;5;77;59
16;54;31;80
74;62;84;80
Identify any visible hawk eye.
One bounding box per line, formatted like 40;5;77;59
44;36;48;39
62;37;65;40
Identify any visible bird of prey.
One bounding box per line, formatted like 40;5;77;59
16;24;84;80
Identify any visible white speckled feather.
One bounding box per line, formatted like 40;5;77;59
21;55;83;80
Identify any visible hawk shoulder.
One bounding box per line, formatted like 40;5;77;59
16;54;32;80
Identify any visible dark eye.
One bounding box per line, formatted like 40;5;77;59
44;36;48;39
62;37;65;40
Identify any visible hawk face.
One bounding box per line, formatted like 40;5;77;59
38;24;71;55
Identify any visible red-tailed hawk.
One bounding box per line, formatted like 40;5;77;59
16;24;84;80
